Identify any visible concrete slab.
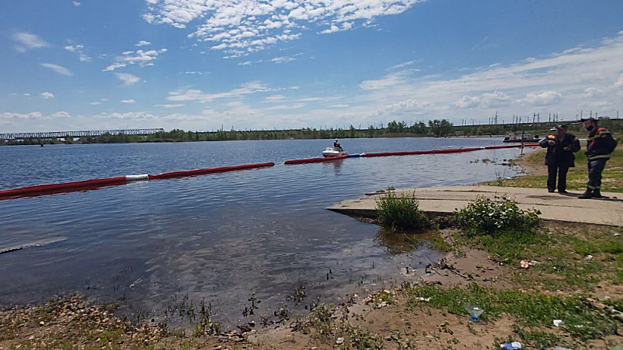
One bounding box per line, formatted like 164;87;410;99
327;186;623;227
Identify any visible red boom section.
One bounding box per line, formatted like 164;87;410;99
148;162;275;180
0;162;275;200
362;147;482;157
0;176;128;199
362;143;538;158
284;155;349;165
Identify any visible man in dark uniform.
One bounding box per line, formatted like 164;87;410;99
540;125;580;193
579;117;618;199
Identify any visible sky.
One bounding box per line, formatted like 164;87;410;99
1;0;623;133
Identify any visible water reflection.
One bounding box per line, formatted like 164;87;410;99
374;228;440;255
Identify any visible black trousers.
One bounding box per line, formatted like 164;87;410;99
547;164;570;192
587;159;608;190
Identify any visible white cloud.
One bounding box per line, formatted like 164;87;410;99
360;71;410;90
73;1;81;6
12;32;50;52
520;91;562;106
103;48;167;71
135;40;152;47
480;91;510;108
264;94;286;102
143;0;426;56
614;73;623;88
40;92;55;99
104;63;127;71
271;56;296;64
239;61;252;66
390;61;416;70
121;99;136;103
156;104;185;108
264;103;305;111
583;87;605;98
115;73;141;85
345;31;623;124
64;44;83;52
328;104;349;108
455;95;480;109
41;63;73;76
90;102;101;105
167;81;273;102
0;112;45;120
65;43;91;62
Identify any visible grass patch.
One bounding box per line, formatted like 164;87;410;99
403;283;620;344
376;190;430;232
489;146;623;192
472;229;549;263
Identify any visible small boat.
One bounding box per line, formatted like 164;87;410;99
503;138;540;143
503;132;540;143
322;147;347;157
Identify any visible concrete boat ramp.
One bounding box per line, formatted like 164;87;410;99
327;186;623;227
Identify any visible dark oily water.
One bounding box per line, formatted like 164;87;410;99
0;138;525;327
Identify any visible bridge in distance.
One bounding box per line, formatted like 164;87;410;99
0;128;165;140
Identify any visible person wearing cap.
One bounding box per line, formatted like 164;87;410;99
579;117;618;199
540;124;580;193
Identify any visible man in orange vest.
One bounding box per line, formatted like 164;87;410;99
579;117;618;199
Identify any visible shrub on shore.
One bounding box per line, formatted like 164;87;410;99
376;191;430;232
456;195;540;237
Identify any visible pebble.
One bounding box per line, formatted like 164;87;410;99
336;337;344;345
39;321;45;326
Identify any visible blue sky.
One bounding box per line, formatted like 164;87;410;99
1;0;623;132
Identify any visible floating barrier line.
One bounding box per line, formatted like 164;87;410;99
283;143;539;164
0;144;539;200
0;162;275;200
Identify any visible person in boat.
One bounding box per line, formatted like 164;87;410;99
333;139;343;152
540;124;580;194
578;117;618;199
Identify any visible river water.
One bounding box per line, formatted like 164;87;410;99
0;138;525;326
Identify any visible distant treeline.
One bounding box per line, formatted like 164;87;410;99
2;118;622;146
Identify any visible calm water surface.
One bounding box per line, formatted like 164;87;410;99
0;138;525;326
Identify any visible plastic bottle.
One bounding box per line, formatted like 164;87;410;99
465;303;484;322
500;342;522;350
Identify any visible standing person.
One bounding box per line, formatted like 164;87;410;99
579;117;618;199
540;125;580;193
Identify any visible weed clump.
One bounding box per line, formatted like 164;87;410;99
376;190;430;232
456;195;540;237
